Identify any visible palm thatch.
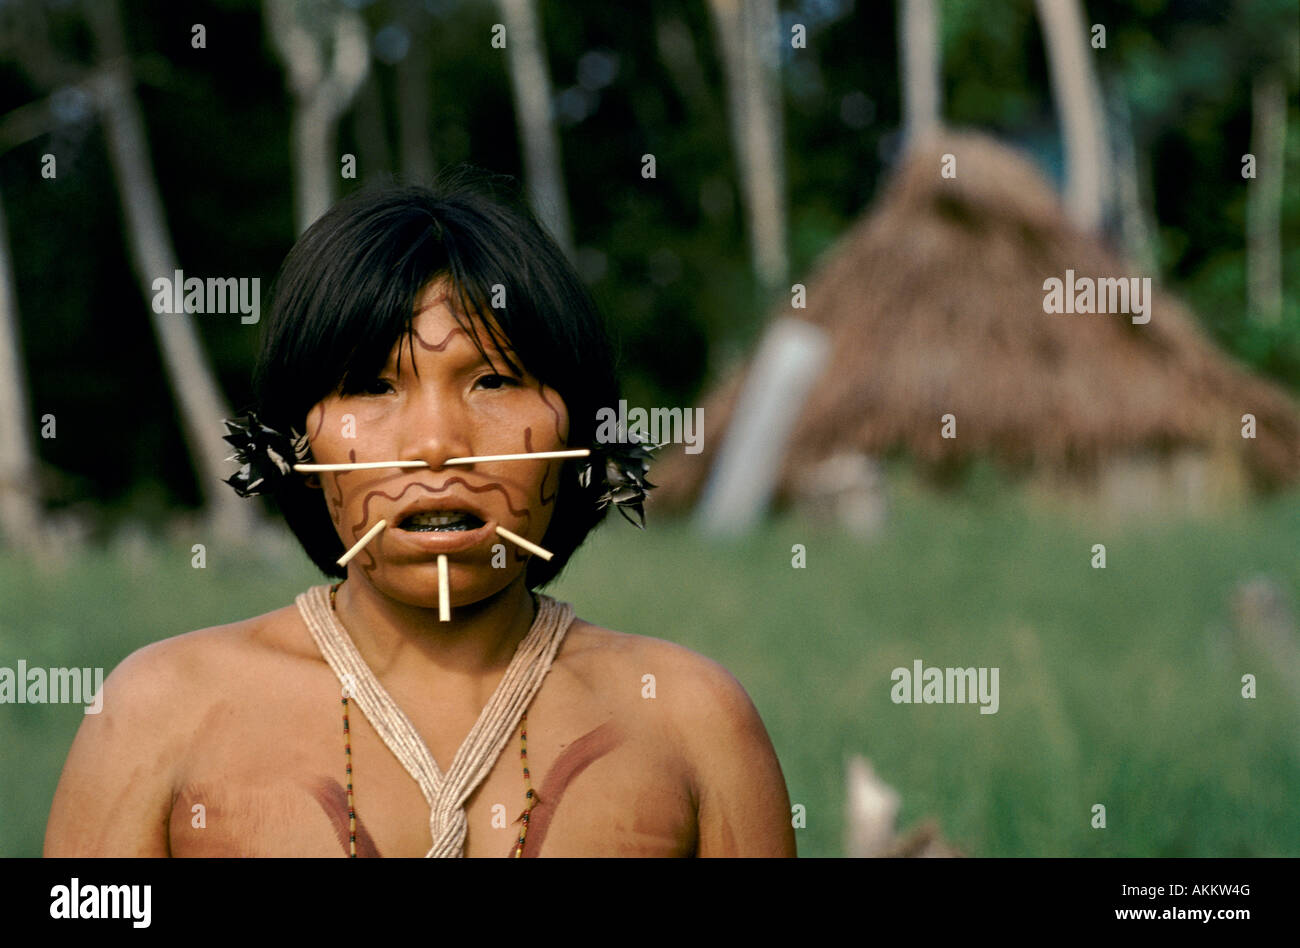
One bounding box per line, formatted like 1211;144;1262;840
654;130;1300;515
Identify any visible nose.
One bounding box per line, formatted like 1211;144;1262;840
395;384;473;470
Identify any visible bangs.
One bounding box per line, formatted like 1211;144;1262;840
259;199;531;432
250;172;619;587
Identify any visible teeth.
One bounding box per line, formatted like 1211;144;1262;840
401;510;484;532
407;511;469;526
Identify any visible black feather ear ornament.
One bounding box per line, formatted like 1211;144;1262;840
577;434;659;528
221;411;311;497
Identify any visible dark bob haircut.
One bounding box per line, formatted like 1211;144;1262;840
253;170;619;588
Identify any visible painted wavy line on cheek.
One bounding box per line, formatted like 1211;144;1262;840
539;461;556;506
326;450;358;517
536;383;565;443
359;547;379;577
308;405;327;443
349;477;532;538
328;455;408;560
523;427;557;508
328;452;409;518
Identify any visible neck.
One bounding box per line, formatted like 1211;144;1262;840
332;571;537;685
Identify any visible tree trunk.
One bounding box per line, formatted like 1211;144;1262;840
264;0;370;235
898;0;941;151
1247;69;1285;327
1107;79;1156;276
497;0;573;259
706;0;788;293
1035;0;1109;234
84;0;257;537
0;191;42;549
655;16;720;124
695;318;829;536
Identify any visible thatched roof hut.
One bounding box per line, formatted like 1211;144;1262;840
655;131;1300;519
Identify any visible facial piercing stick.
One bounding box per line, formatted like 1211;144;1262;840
295;461;429;472
444;449;590;466
293;449;590;474
494;525;554;561
437;554;451;622
337;519;387;567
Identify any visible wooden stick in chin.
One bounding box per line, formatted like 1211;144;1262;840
437;554;451;622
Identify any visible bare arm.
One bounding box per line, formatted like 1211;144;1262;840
671;655;797;857
44;642;189;857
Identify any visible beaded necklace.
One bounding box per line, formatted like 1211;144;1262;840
330;581;537;858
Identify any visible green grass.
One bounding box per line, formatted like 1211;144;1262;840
3;479;1298;858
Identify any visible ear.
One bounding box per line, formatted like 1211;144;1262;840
304;474;322;490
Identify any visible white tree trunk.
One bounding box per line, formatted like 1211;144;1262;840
1035;0;1109;234
497;0;573;259
0;191;42;549
85;0;257;536
1107;81;1156;276
898;0;941;150
1247;70;1285;327
707;0;788;291
695;318;829;535
265;0;370;235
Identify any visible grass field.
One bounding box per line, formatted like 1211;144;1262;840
3;474;1298;858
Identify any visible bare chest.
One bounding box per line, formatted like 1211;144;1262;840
166;661;696;857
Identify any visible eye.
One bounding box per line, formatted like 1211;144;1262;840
474;373;520;390
359;377;395;396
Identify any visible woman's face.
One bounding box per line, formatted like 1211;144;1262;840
305;278;570;609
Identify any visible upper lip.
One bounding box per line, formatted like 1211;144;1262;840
391;492;492;529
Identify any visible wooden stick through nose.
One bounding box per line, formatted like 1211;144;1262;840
294;449;589;473
443;449;590;465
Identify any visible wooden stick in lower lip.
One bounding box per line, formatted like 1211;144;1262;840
494;525;554;561
337;519;387;567
437;554;450;622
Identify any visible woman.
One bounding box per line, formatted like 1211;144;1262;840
45;173;795;857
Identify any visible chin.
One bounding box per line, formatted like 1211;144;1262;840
369;561;524;611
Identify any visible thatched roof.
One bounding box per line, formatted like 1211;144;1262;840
654;130;1300;511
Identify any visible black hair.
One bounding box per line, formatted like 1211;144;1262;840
253;169;619;588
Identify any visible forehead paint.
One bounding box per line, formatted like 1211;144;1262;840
407;312;518;375
410;324;464;352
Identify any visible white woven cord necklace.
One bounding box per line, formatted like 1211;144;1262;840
296;584;574;857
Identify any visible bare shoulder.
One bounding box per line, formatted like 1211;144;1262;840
43;605;308;856
108;604;309;704
559;616;795;856
559;617;759;722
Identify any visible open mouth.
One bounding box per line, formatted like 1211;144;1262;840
398;510;487;533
